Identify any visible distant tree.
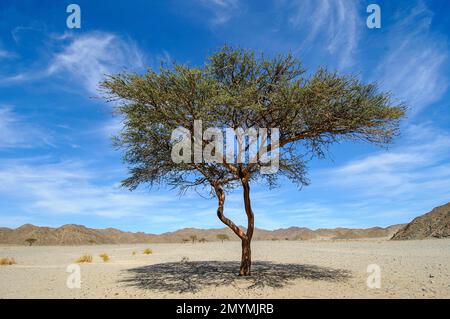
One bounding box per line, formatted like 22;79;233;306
216;234;230;243
25;238;37;246
189;235;198;244
101;46;405;276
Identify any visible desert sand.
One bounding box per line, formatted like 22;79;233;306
1;239;449;298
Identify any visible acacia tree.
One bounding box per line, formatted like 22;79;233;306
25;238;37;246
189;235;198;244
217;234;230;243
101;46;405;276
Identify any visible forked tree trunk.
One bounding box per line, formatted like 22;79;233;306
215;177;254;276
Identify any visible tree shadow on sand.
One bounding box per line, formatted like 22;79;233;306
121;261;351;293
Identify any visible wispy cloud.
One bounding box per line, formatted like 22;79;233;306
0;48;15;59
198;0;241;25
0;106;54;149
0;159;172;219
1;32;146;95
287;0;361;69
374;2;448;114
323;124;450;204
47;32;145;94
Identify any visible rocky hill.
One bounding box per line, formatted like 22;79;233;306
392;202;450;240
0;223;403;246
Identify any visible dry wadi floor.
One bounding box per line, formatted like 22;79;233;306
0;239;449;298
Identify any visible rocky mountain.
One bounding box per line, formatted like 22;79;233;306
392;202;450;240
0;223;403;246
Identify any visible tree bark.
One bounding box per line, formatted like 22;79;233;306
240;177;254;276
240;238;251;276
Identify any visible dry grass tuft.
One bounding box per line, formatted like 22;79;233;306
76;254;93;263
143;248;153;255
180;256;190;263
132;251;137;256
99;253;110;262
0;257;16;266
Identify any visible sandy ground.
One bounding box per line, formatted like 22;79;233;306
0;239;449;298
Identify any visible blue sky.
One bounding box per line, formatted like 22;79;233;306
0;0;449;233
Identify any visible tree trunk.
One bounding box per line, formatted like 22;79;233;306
214;177;254;276
240;178;254;276
239;239;251;276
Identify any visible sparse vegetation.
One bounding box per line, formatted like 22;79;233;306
180;256;190;263
199;238;207;243
189;235;197;244
0;257;16;266
25;238;37;246
216;234;229;243
99;253;110;262
143;248;153;255
76;254;93;263
182;238;190;244
132;251;137;256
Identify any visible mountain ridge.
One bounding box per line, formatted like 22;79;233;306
0;223;404;245
392;202;450;240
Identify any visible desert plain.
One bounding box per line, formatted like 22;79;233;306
1;239;449;299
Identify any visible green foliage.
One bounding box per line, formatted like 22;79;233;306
101;45;405;194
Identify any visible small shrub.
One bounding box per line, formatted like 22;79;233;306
216;234;229;243
99;253;110;262
76;254;93;263
189;235;197;244
180;256;190;263
0;257;16;266
143;248;153;255
132;251;137;256
25;238;37;246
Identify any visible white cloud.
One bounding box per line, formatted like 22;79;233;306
288;0;361;69
1;32;146;95
199;0;241;25
324;124;450;201
375;3;448;114
0;159;175;219
47;32;145;94
0;48;15;59
0;106;54;149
